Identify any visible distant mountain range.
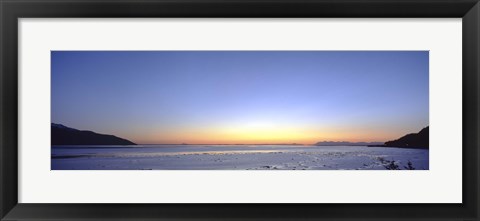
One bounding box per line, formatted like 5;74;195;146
315;141;384;146
383;126;429;149
315;126;429;149
51;123;136;145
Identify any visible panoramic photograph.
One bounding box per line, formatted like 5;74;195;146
51;51;429;170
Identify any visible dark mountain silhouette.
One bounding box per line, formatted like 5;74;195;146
51;123;136;145
382;126;429;149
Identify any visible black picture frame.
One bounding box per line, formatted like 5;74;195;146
1;0;479;220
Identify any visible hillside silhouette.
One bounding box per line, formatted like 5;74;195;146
383;126;429;149
51;123;136;145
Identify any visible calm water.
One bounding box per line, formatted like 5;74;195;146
51;145;429;170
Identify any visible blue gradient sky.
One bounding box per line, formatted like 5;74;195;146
51;51;429;144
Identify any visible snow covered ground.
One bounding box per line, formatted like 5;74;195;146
51;145;429;170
